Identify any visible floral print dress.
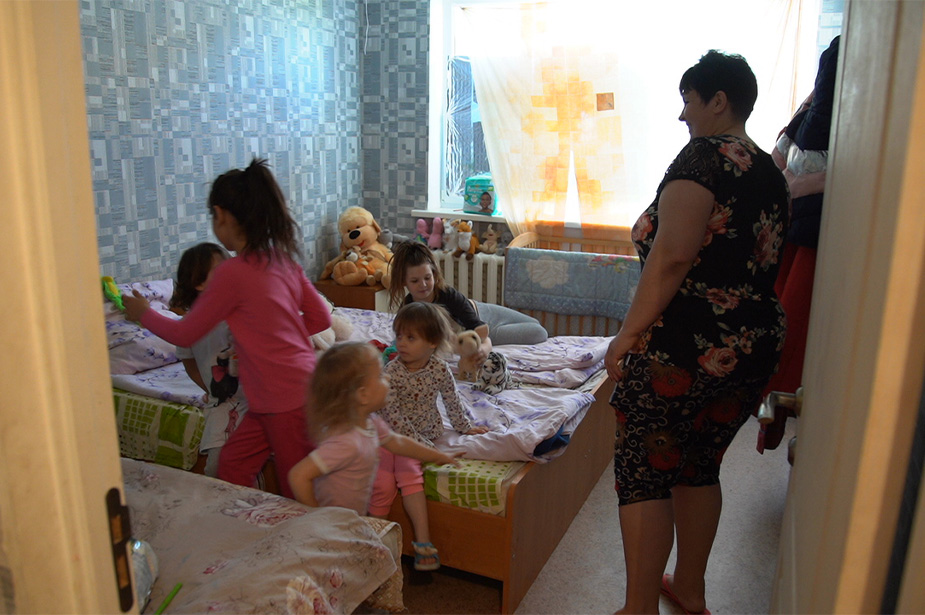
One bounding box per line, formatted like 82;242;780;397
611;135;789;506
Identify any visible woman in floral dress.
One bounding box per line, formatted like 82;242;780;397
604;51;789;615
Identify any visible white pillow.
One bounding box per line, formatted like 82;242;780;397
105;279;181;374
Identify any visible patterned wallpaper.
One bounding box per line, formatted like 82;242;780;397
359;0;430;237
83;0;430;282
80;0;362;280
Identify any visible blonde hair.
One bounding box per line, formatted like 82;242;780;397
392;302;455;356
388;241;446;309
310;342;381;440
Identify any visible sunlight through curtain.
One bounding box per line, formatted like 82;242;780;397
461;0;821;237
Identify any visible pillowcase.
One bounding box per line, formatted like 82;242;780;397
105;279;181;375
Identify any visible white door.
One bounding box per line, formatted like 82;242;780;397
0;2;131;613
772;1;925;612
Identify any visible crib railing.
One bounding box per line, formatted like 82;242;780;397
505;228;635;337
431;227;634;338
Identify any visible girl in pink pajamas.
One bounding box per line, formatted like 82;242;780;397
124;158;331;499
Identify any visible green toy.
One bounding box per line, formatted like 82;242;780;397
102;276;125;311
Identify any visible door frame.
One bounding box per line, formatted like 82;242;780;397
772;1;925;612
0;2;128;613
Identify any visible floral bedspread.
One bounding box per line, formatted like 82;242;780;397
122;457;402;614
338;307;600;462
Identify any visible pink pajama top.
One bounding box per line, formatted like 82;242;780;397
141;251;331;412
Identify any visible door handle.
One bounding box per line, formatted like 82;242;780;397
757;387;803;424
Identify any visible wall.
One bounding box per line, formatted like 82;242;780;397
83;0;365;280
359;0;431;237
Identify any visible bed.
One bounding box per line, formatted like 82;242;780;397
381;227;639;613
105;282;404;614
122;456;403;614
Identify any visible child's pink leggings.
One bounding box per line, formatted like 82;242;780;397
368;449;424;516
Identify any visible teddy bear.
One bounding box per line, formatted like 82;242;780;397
455;324;513;394
479;224;500;254
320;206;393;288
309;295;355;352
453;220;479;260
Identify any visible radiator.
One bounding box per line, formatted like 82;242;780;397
432;251;506;305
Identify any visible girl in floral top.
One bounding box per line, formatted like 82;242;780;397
369;302;487;571
604;51;789;615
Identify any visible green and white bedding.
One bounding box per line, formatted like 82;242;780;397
113;388;204;471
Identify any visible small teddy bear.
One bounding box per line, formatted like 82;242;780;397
480;224;499;254
309;295;355;352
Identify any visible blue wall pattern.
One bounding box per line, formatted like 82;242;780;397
359;0;431;236
82;0;404;281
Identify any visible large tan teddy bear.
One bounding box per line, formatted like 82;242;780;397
320;206;393;287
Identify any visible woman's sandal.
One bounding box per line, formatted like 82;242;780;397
660;574;710;615
411;541;441;571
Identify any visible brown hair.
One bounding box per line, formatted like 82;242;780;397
208;158;302;261
387;240;446;309
392;302;454;356
309;342;382;440
169;242;228;312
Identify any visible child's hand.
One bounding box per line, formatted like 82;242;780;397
122;290;150;322
433;450;464;467
465;426;489;435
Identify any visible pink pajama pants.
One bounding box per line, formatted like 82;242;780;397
368;449;424;516
217;407;314;500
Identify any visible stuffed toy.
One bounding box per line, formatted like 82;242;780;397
414;219;430;244
378;229;408;250
496;229;514;253
320;206;393;287
428;217;444;251
310;295;355;352
479;224;500;254
453;220;480;260
443;219;459;253
455;324;512;394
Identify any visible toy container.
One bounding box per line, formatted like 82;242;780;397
464;173;498;215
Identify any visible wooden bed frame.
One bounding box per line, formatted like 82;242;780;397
387;227;635;613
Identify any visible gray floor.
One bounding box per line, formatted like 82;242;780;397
400;416;796;615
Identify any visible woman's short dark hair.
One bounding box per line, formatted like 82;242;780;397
680;50;758;122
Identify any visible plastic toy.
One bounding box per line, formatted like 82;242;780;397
102;276;125;311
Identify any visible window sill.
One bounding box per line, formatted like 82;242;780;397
412;208;508;225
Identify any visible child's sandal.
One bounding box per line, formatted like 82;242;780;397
411;541;441;571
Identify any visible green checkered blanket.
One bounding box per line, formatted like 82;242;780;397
113;389;205;470
424;458;523;515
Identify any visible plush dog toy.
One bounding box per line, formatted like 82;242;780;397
320;206;393;287
455;324;512;394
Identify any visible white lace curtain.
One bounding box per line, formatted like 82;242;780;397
461;0;822;237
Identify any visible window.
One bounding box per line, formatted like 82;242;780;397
428;0;843;228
